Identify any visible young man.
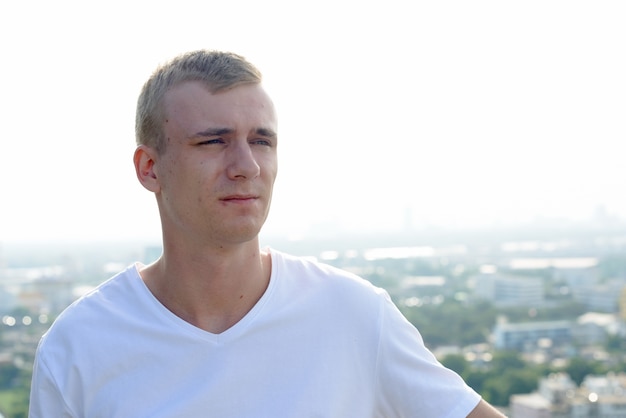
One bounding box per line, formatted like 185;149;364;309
30;50;506;417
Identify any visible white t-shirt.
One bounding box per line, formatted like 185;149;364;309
30;249;481;417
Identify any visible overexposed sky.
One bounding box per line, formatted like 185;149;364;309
1;0;625;243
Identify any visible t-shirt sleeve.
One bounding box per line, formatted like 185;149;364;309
29;347;75;418
374;291;482;418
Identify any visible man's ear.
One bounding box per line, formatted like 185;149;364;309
134;145;160;193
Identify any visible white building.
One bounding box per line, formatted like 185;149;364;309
493;320;572;351
473;272;544;308
572;312;620;345
573;279;626;313
510;373;626;418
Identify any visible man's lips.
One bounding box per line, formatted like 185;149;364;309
220;195;258;202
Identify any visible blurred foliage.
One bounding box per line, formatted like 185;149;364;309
597;254;626;279
441;349;626;406
443;351;547;406
606;334;626;353
558;357;608;386
400;299;497;347
0;366;30;418
398;298;588;349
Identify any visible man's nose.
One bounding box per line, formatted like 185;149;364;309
226;142;261;180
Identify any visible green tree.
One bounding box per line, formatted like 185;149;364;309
606;334;626;353
0;364;20;389
490;351;526;371
441;354;470;376
462;369;491;401
400;299;498;348
481;369;538;406
561;357;606;386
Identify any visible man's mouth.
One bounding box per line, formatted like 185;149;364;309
220;195;258;202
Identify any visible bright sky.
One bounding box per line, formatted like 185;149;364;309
1;1;625;243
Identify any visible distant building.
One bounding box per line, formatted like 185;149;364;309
510;392;552;418
510;372;626;417
507;256;625;313
473;272;544;308
573;279;626;313
572;312;620;345
510;373;575;418
510;257;599;292
551;260;599;294
493;319;572;351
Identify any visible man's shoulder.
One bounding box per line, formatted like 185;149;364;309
272;249;369;280
37;265;142;350
270;248;388;300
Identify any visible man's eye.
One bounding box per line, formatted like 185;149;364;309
251;139;272;146
199;139;224;145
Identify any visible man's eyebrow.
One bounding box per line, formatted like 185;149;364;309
188;127;277;140
190;127;233;139
255;128;277;138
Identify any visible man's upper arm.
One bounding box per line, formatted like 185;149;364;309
29;351;74;418
466;399;508;418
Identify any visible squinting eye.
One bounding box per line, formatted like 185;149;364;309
199;139;224;145
252;139;272;146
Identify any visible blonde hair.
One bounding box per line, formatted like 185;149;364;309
135;50;262;153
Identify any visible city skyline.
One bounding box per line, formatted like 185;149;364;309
1;0;625;243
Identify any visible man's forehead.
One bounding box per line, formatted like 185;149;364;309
161;81;277;132
163;80;273;111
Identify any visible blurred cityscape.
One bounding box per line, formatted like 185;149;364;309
1;217;626;417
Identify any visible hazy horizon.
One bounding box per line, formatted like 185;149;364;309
2;1;625;244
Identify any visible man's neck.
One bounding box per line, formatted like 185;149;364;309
139;239;271;334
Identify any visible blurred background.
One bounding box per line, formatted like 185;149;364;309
1;0;625;243
1;1;625;416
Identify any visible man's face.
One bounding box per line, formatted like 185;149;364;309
153;80;278;247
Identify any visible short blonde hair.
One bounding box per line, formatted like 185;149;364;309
135;50;262;153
